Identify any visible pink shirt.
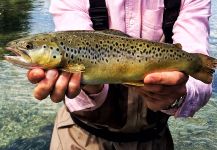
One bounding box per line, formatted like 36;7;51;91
49;0;212;117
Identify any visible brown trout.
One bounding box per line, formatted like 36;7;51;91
4;30;217;85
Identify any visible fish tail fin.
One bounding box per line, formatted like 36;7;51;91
191;53;217;84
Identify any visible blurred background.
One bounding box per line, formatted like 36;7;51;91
0;0;216;149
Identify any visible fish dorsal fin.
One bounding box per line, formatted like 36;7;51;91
174;43;182;49
97;29;131;37
61;63;85;73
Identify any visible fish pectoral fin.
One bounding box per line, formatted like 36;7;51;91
61;64;85;73
123;81;144;86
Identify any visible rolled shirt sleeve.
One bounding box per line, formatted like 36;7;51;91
65;84;109;112
49;0;93;31
173;0;212;117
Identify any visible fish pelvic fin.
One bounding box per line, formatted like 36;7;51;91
60;64;85;73
123;81;144;86
191;53;217;84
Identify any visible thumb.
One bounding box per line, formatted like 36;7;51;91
144;71;188;85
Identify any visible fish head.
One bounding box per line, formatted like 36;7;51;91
4;33;63;69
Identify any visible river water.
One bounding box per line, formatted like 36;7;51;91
0;0;216;149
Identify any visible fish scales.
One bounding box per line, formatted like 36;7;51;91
54;31;196;84
4;30;217;85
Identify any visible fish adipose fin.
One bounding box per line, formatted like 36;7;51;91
174;43;182;49
61;64;85;73
191;53;217;84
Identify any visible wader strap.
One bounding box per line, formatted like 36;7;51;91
89;0;109;30
89;0;181;43
71;114;167;142
163;0;181;43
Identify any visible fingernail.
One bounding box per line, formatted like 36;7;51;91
144;75;154;83
46;70;58;79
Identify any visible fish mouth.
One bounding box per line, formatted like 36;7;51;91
4;46;39;69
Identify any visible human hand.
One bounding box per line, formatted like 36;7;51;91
27;68;103;102
135;71;188;111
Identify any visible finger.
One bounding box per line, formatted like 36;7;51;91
33;69;58;100
142;94;175;111
144;71;188;85
144;98;173;111
137;83;187;96
67;72;81;99
27;68;45;84
50;72;71;103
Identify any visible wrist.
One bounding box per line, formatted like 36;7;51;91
163;95;186;111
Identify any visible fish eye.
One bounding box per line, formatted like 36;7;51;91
26;43;33;49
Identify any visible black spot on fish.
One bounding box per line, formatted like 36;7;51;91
43;45;47;48
71;54;73;59
53;56;56;59
56;48;59;51
60;42;63;45
50;47;53;49
67;48;70;51
147;45;150;48
65;53;68;57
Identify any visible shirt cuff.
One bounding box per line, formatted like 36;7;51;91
174;77;212;117
65;84;109;112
